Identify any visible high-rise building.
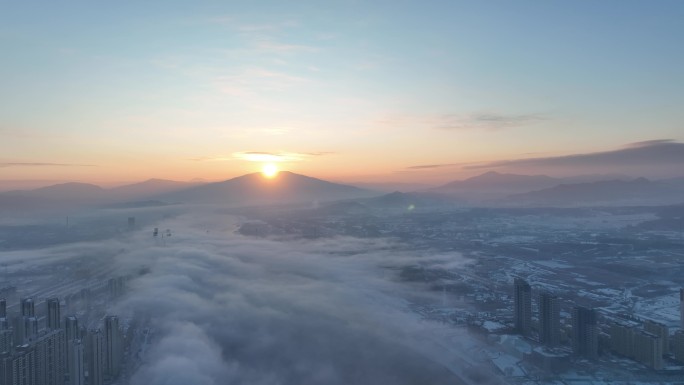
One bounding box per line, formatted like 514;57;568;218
46;298;60;330
571;306;598;359
609;322;634;358
65;316;79;342
21;298;35;317
0;352;13;385
673;330;684;364
643;320;668;356
107;277;127;299
86;329;104;385
4;345;36;385
34;329;66;385
680;288;684;329
67;340;85;385
12;317;25;347
104;316;122;379
538;291;560;346
0;330;13;354
14;316;39;345
513;278;532;336
632;329;663;370
63;315;79;379
0;298;6;318
27;317;38;342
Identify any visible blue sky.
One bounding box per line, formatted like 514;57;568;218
1;1;683;184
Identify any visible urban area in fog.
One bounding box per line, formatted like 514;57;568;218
0;167;683;385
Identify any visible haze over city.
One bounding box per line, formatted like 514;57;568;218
1;2;684;385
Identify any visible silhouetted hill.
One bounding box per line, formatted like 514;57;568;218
349;182;435;193
661;176;684;189
110;178;201;201
360;191;460;210
506;178;684;206
314;201;371;216
31;182;105;198
158;171;376;206
0;182;107;211
428;171;560;200
428;171;640;202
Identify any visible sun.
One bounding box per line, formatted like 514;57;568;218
261;163;279;178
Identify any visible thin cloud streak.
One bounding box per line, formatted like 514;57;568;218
0;162;96;168
213;67;310;96
190;152;334;163
378;112;546;131
252;39;317;53
465;139;684;170
405;163;462;170
437;113;546;131
233;151;334;162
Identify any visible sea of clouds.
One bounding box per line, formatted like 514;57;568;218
3;207;503;385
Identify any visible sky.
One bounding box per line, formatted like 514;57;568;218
1;0;683;186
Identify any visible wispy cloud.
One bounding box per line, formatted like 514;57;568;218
205;16;313;54
378;112;546;131
206;16;299;32
0;162;96;168
465;139;684;170
624;139;674;148
405;163;461;170
252;39;317;54
214;67;309;96
234;151;333;162
437;113;546;130
191;151;334;163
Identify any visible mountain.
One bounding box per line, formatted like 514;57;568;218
29;182;105;199
428;171;561;200
348;182;435;193
1;182;107;203
157;171;377;206
359;191;461;211
660;176;684;189
0;179;202;213
109;178;201;201
0;182;107;212
428;171;640;202
506;178;684;206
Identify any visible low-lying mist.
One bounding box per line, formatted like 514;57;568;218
114;210;497;384
3;206;502;385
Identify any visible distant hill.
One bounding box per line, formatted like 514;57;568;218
359;191;461;211
428;171;639;202
505;178;684;206
660;176;684;189
30;182;105;198
0;179;202;212
109;178;201;201
313;201;371;216
0;182;107;212
429;171;561;200
348;182;435;193
157;171;377;206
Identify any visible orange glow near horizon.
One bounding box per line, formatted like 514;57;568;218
261;163;279;179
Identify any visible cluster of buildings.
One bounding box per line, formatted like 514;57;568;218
513;279;684;371
0;298;124;385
